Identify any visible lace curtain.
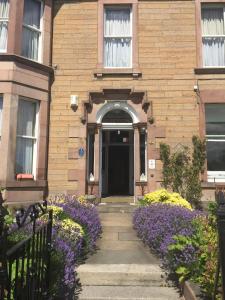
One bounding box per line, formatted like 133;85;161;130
202;7;225;66
104;7;131;67
16;99;37;174
0;0;9;51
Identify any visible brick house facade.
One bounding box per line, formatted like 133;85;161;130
1;0;225;204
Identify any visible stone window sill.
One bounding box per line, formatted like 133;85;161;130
93;68;142;78
195;67;225;75
1;180;47;188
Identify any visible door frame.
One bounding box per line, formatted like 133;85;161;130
100;127;134;197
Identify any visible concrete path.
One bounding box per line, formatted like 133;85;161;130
77;204;181;300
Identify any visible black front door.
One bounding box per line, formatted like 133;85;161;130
108;145;129;195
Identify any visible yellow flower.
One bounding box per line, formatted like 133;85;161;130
143;189;192;210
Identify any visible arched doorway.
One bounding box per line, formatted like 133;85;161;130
86;98;148;200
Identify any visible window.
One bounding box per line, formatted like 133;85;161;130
140;129;147;178
205;104;225;182
16;98;38;176
104;6;132;68
22;0;42;61
0;95;3;138
88;131;95;179
0;0;9;52
201;4;225;67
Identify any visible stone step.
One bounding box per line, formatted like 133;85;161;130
101;196;134;204
77;264;166;286
79;285;181;300
98;203;138;213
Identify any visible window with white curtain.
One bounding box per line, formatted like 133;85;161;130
104;6;132;68
0;0;9;52
22;0;42;61
201;5;225;67
16;98;38;176
0;95;3;138
205;104;225;182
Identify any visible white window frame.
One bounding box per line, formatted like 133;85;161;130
22;0;44;62
16;98;39;179
0;0;9;52
0;94;3;139
104;5;132;68
201;4;225;67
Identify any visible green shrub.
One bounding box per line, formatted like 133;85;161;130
160;136;206;208
140;189;192;210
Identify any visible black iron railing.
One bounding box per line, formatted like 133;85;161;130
215;189;225;300
0;193;52;300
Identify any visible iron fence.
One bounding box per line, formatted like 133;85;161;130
0;193;52;300
215;188;225;300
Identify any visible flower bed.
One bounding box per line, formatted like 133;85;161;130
6;195;102;299
48;195;102;298
133;190;220;299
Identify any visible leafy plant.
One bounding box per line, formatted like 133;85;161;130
160;136;206;208
140;189;192;210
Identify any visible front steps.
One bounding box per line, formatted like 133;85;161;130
97;203;138;213
77;203;181;300
78;264;165;286
101;196;134;204
79;286;180;300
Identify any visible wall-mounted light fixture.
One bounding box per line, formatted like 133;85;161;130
70;95;79;111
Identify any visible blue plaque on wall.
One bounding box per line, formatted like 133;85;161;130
78;148;85;157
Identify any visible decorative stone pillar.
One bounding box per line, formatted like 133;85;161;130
133;124;140;198
93;124;101;197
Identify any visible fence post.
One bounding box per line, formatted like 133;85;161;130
217;190;225;300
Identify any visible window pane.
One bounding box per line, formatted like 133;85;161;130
102;109;132;123
203;37;225;66
0;0;9;51
0;95;3;136
22;27;40;60
88;133;94;176
23;0;41;29
140;132;146;176
0;0;9;19
17;99;36;137
205;104;225;135
104;37;131;67
16;99;37;174
201;7;224;35
207;141;225;171
105;7;131;36
16;137;34;174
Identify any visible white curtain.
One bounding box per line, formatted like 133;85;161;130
0;0;9;51
202;7;225;66
16;100;36;174
0;96;3;137
22;0;41;60
22;27;39;61
104;8;131;67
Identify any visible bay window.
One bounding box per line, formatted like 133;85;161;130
205;104;225;182
0;95;3;139
22;0;42;61
201;4;225;67
0;0;9;52
16;98;38;177
104;5;132;68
